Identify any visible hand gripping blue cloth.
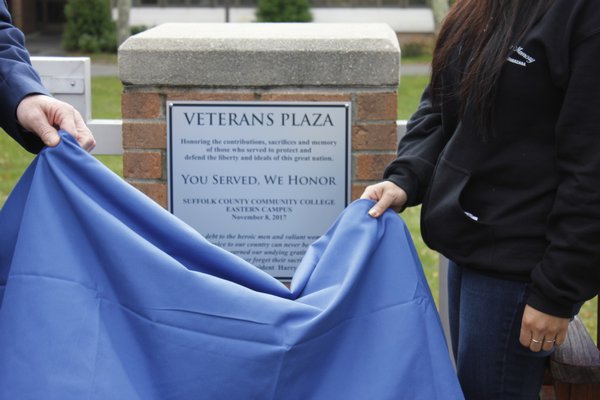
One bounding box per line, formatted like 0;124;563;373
0;132;463;399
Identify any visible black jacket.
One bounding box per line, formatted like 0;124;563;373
384;0;600;318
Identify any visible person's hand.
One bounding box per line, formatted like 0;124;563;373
16;94;96;152
360;181;408;218
519;305;570;352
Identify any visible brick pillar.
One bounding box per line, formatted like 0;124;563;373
118;23;400;208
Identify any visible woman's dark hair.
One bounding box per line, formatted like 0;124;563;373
430;0;554;138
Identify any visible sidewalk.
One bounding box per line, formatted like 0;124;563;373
401;62;430;76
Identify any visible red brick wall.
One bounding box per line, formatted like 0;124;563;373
122;87;398;208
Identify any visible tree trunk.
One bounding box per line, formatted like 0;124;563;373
117;0;131;47
430;0;450;30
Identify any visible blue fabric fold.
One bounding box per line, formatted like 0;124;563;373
0;132;463;399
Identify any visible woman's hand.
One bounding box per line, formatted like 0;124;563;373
519;305;570;352
360;181;408;218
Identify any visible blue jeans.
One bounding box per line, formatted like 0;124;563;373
448;261;551;400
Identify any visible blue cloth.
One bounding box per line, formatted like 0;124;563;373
0;132;463;400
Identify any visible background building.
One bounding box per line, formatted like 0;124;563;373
8;0;67;33
8;0;433;43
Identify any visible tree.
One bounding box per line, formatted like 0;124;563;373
62;0;116;53
117;0;132;47
430;0;450;30
256;0;312;23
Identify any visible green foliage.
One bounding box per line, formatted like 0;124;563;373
130;25;149;36
62;0;116;53
256;0;312;22
401;40;433;58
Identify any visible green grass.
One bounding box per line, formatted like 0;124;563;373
91;76;122;119
91;76;123;176
0;72;597;342
401;54;433;65
0;134;35;205
398;75;430;120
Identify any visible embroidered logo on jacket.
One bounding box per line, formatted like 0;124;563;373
507;46;536;67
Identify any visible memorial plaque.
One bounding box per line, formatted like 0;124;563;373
167;102;351;279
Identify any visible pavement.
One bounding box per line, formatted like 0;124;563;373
401;62;430;76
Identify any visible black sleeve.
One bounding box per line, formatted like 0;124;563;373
383;85;448;207
528;31;600;317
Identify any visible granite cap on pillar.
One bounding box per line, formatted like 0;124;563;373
118;23;400;87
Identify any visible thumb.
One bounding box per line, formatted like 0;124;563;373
368;196;395;218
31;122;61;147
15;95;62;147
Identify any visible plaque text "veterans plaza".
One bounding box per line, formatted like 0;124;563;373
182;111;334;127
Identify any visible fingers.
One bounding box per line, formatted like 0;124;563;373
16;95;96;152
368;197;395;218
360;181;408;218
542;336;558;352
519;305;570;352
33;123;61;147
522;334;557;352
529;336;544;352
73;110;96;152
54;101;78;136
48;99;96;152
16;95;59;147
555;331;567;347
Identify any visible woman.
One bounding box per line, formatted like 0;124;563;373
361;0;600;398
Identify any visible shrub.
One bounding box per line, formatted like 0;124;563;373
130;25;149;36
256;0;312;23
401;40;433;58
62;0;117;53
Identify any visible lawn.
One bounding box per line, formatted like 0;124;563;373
91;76;124;176
0;72;597;341
398;75;429;120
